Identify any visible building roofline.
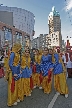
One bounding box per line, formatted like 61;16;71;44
0;5;35;17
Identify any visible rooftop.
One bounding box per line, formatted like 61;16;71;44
49;6;60;18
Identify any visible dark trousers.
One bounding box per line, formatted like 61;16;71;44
67;68;72;78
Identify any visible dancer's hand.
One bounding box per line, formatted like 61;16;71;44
41;71;43;74
14;74;18;77
20;70;22;74
50;68;53;71
34;62;36;65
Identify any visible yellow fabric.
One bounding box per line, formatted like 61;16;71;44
7;44;22;106
59;54;66;74
21;55;31;69
42;76;52;94
4;57;10;81
39;50;43;55
7;69;23;106
5;66;10;81
22;78;31;96
12;43;21;53
13;79;23;102
12;43;21;66
32;73;40;87
7;71;14;106
32;54;42;87
54;73;68;94
35;54;42;64
4;57;9;68
52;54;55;63
7;72;23;106
13;53;20;66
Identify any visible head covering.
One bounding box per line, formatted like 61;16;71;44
39;49;43;55
12;43;21;53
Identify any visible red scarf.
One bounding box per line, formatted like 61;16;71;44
48;70;52;83
32;65;36;73
30;76;33;89
11;77;15;93
39;72;43;84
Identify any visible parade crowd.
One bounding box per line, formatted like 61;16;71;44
1;43;72;106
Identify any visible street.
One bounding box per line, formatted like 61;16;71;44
0;78;72;108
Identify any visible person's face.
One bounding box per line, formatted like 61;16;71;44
25;50;29;57
36;50;39;55
44;48;48;55
33;50;36;55
49;49;53;54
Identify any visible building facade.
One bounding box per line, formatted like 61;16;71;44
32;34;48;49
0;21;30;49
46;31;60;48
48;6;62;47
0;5;35;40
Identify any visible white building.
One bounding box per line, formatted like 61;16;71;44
0;5;35;40
48;6;62;47
32;34;48;49
48;6;61;34
46;31;60;48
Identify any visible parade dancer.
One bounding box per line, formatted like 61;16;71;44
53;52;69;98
34;49;42;89
21;48;32;97
40;47;53;94
8;43;22;106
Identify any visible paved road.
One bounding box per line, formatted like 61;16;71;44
0;77;72;108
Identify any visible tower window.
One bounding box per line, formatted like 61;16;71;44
52;34;53;38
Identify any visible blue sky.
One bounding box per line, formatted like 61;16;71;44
0;0;72;44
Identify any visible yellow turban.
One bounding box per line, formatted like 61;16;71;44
12;43;21;53
39;49;43;55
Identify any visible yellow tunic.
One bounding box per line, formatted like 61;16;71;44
32;54;42;87
53;53;68;94
21;55;31;97
7;52;22;106
42;76;52;94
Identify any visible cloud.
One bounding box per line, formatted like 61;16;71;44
65;0;72;11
